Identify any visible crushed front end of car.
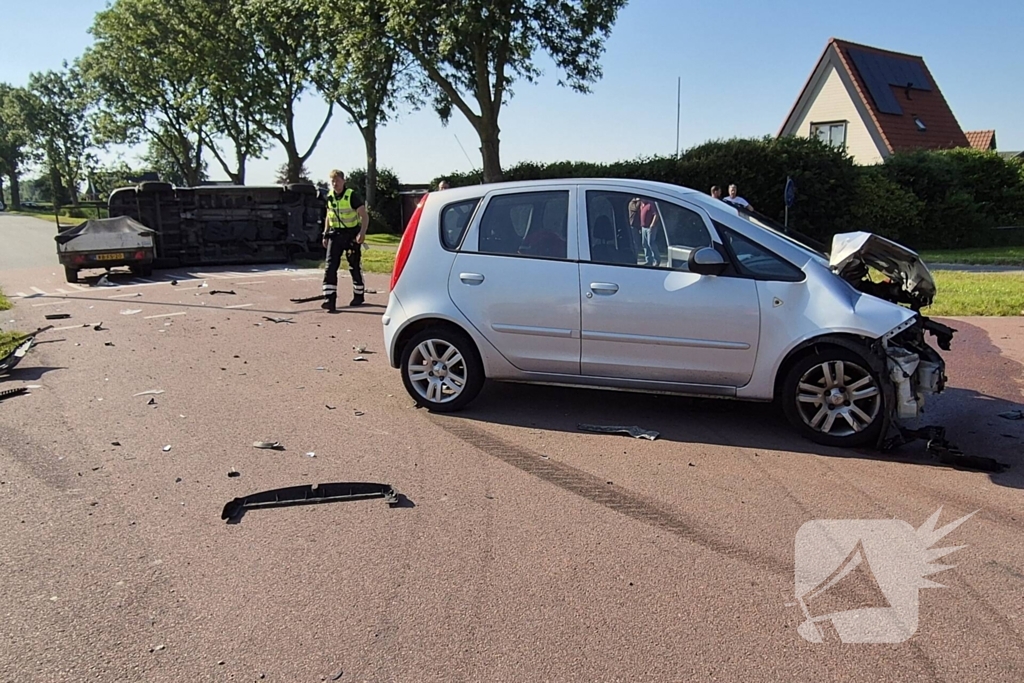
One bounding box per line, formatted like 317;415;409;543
830;232;957;445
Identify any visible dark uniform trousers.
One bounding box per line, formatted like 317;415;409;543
322;228;365;302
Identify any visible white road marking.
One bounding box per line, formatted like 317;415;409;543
234;281;266;285
55;289;70;294
143;311;186;319
291;277;322;282
67;283;87;291
15;292;28;298
225;303;253;309
31;287;46;294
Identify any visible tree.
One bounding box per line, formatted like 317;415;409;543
314;1;418;207
18;65;96;207
233;0;334;184
85;0;210;187
382;0;627;182
142;132;208;187
0;83;32;210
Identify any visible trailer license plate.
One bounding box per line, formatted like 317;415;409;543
96;253;124;261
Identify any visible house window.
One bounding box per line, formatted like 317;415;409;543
810;121;847;149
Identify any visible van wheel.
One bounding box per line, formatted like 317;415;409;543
781;347;884;448
400;328;484;412
64;267;78;283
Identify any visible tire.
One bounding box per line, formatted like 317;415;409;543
400;327;484;412
286;183;318;196
137;181;173;193
64;266;78;283
781;346;885;448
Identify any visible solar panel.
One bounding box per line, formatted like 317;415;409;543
847;48;933;115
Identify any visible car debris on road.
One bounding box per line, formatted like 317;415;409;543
133;390;165;396
998;410;1023;421
0;387;30;402
577;424;660;441
221;482;401;523
209;290;236;295
253;441;285;450
162;445;172;452
44;313;71;320
262;316;294;324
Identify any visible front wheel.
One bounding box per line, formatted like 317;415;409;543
400;328;484;412
781;347;884;448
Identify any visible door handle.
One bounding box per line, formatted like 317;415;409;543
590;282;619;295
459;272;485;284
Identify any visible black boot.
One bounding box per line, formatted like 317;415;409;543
349;293;364;307
321;295;337;312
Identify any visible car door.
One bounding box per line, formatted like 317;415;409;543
448;186;581;375
578;187;760;387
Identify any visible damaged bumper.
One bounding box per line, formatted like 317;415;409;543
880;316;955;423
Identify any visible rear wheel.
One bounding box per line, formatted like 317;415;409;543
400;328;484;412
64;266;78;283
782;347;884;448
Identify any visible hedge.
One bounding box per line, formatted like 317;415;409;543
432;139;1024;251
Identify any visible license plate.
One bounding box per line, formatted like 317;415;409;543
95;253;124;261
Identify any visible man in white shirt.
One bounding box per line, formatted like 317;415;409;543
723;184;754;212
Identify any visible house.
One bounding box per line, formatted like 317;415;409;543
779;38;976;164
999;150;1024;162
965;130;997;151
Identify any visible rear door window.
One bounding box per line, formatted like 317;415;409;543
478;191;570;260
440;198;481;250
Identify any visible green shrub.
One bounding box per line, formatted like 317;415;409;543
847;169;923;242
347;167;402;233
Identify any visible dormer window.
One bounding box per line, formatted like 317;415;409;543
914;117;927;132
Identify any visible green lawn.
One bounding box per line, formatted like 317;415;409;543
0;287;11;312
0;287;22;357
293;247;395;274
364;233;401;246
920;246;1024;266
925;271;1024;316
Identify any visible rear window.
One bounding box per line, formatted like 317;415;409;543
440;198;481;250
478;191;570;260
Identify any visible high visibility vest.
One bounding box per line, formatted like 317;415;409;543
326;189;360;230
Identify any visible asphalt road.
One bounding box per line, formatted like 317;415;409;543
0;213;63;271
1;258;1023;681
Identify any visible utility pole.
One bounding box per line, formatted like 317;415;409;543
675;76;681;158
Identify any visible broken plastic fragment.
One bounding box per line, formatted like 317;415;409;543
998;410;1023;420
262;316;294;324
133;390;165;396
147;397;157;405
162;445;172;452
209;289;236;295
253;441;284;450
221;482;400;523
352;356;367;362
577;424;660;441
120;309;142;315
305;452;316;458
44;313;71;320
228;470;240;478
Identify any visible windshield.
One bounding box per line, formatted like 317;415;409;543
731;206;830;259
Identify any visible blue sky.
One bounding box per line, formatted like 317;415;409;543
2;0;1022;186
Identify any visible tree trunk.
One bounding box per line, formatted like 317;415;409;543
477;120;503;183
234;149;247;186
10;172;20;210
286;148;303;184
361;124;378;209
48;161;65;211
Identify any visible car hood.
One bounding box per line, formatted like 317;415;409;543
829;232;936;308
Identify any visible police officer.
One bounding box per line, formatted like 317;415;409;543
321;169;369;312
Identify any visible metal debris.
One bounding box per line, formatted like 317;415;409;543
44;313;71;320
222;482;400;523
262;316;294;324
133;390;165;396
253;441;284;450
577;424;660;441
998;410;1024;421
0;387;29;402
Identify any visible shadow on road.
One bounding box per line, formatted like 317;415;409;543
1;365;67;382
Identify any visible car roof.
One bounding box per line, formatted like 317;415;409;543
434;178;705;201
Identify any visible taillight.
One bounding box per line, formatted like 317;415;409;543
134;250;145;260
390;193;427;291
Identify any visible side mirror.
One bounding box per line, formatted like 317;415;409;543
688;246;728;276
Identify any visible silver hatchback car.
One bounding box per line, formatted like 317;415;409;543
382;179;953;448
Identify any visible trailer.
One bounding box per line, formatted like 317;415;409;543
106;182;327;269
55;216;158;283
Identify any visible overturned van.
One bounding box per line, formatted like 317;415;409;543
107;182;327;268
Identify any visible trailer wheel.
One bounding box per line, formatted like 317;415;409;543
64;267;78;283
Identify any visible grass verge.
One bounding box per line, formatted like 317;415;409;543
293;248;395;274
925;271;1024;316
0;287;11;311
364;233;401;246
920;246;1024;266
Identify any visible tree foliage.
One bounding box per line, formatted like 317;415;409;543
18;64;95;207
0;83;33;209
383;0;628;181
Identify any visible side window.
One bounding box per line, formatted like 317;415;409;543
479;191;569;260
720;228;804;282
585;191;711;270
440;198;480;250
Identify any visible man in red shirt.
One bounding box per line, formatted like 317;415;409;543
639;198;660;266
